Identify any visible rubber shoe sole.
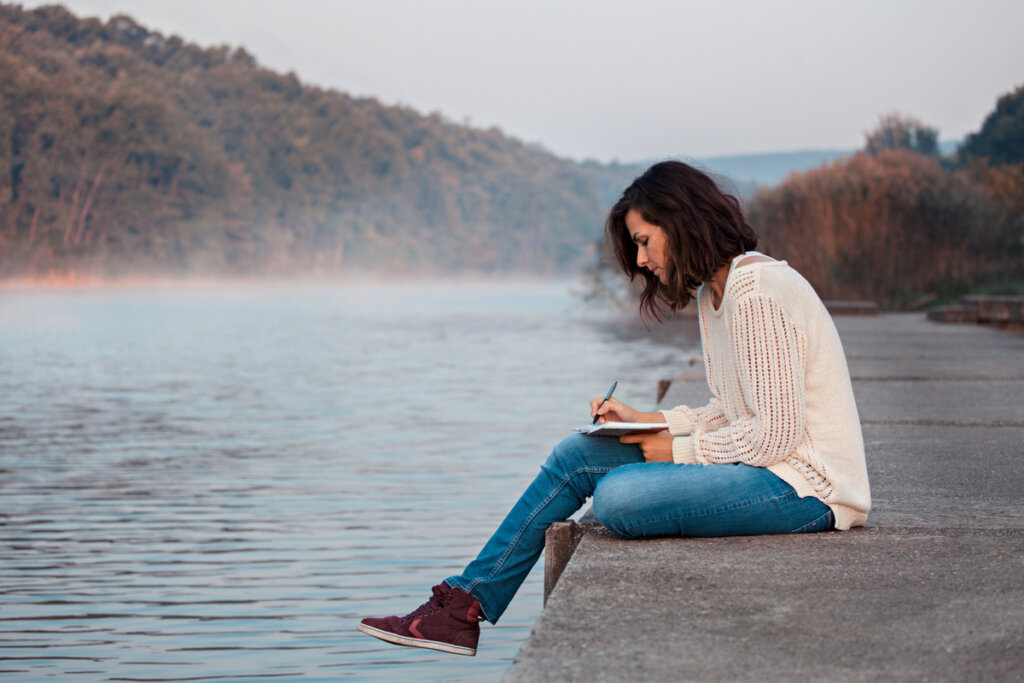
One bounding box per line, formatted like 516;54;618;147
357;622;477;656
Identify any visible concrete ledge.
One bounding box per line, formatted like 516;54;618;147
543;516;599;605
963;295;1024;324
510;314;1024;681
512;527;1024;682
926;305;979;324
824;300;879;316
928;295;1024;327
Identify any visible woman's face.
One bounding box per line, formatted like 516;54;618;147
625;209;670;285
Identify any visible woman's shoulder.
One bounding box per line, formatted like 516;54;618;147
734;253;776;268
730;259;824;312
725;254;786;300
754;260;814;293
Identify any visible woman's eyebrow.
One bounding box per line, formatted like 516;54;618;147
631;232;642;243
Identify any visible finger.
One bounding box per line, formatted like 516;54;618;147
619;434;642;444
590;397;610;417
601;397;621;412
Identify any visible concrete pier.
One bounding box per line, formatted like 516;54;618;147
506;313;1024;682
927;294;1024;327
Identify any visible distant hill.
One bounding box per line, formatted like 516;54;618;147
691;150;854;188
695;142;960;188
1;3;971;281
0;4;605;279
579;142;960;209
577;152;843;210
579;152;852;210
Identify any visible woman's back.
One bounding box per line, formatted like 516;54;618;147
696;258;871;529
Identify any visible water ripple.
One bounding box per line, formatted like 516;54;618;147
0;281;699;681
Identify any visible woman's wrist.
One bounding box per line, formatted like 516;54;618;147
671;434;699;464
659;409;693;435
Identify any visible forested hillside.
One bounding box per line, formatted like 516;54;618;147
0;4;605;279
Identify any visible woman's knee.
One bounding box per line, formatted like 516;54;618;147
592;468;645;539
542;433;593;473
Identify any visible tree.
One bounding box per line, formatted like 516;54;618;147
864;113;939;157
0;3;605;279
746;149;1013;306
959;84;1024;167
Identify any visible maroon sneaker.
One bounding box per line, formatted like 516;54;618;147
357;582;483;656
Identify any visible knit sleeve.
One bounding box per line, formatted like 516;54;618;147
695;294;806;467
659;398;729;436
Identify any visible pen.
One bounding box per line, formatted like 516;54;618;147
592;380;618;424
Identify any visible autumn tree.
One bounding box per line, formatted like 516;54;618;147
864;113;939;157
0;3;605;279
959;84;1024;167
747;150;1010;306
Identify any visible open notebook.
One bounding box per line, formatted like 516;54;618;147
573;422;669;437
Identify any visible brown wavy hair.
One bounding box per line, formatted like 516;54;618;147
605;160;758;321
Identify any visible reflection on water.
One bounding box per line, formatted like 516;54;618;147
0;280;699;682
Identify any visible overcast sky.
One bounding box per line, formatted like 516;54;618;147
20;0;1024;162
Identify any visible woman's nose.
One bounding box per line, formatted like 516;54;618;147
636;248;647;267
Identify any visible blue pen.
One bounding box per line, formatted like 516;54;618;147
592;380;618;424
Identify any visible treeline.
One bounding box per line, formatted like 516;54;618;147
582;98;1024;312
746;103;1024;307
4;4;1021;301
0;4;604;279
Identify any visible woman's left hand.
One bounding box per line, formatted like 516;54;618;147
619;431;674;463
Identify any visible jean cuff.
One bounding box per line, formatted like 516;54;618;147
443;576;497;624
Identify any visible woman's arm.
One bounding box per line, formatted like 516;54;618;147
659;398;729;436
682;293;806;467
656;400;730;464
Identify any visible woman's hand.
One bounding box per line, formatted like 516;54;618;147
619;431;674;463
589;397;638;423
589;397;667;425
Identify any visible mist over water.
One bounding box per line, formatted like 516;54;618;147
0;280;700;682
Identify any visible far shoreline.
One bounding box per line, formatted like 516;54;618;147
0;270;585;292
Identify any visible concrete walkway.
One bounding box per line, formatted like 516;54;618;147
505;313;1024;682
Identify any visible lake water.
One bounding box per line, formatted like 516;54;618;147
0;280;700;682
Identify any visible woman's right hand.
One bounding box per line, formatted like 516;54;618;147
589;397;641;424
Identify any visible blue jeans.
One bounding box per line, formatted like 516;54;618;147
445;433;833;623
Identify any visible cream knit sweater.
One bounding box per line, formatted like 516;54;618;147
659;256;871;530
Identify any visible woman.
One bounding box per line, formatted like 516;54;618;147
357;160;871;656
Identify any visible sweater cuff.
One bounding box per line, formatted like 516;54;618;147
659;408;693;436
671;433;699;464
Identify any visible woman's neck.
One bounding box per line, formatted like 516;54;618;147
708;252;775;308
708;263;731;309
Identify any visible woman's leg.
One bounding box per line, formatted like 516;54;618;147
445;433;642;623
358;453;831;654
592;462;833;538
